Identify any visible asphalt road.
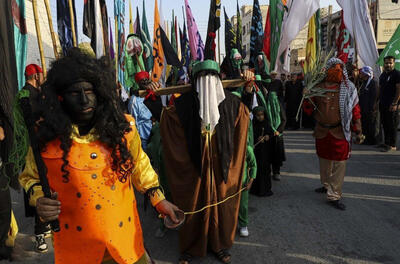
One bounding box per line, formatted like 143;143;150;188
2;130;400;264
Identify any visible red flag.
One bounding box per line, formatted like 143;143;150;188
262;7;271;61
336;11;351;63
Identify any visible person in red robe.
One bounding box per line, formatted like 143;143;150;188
310;58;363;211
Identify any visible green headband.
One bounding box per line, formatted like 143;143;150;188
192;60;220;77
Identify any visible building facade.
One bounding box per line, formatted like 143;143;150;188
231;5;269;64
26;0;60;70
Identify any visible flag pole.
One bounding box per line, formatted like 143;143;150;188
32;0;47;77
327;5;332;50
68;0;77;47
218;28;221;63
115;17;118;83
43;0;59;59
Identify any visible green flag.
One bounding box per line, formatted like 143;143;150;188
377;24;400;70
142;0;153;72
269;0;286;70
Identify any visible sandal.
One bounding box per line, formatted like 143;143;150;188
178;252;192;264
215;249;231;264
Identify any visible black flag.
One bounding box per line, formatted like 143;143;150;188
249;0;263;68
204;0;221;60
224;7;236;59
159;25;182;67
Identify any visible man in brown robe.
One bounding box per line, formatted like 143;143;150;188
160;60;251;264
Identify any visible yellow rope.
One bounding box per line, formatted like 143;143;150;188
183;186;247;215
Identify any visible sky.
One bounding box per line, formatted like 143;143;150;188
50;0;341;52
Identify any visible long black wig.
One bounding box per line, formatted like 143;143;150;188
38;48;133;183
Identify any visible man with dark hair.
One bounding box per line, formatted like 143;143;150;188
19;48;179;264
268;71;285;102
379;56;400;152
280;73;287;87
21;64;51;253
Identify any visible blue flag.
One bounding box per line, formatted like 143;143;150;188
57;0;78;55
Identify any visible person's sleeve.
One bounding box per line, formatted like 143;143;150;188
277;102;287;133
351;103;362;134
128;119;165;207
246;146;257;179
369;82;377;112
18;148;44;207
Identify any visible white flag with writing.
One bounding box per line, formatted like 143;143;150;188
336;0;380;78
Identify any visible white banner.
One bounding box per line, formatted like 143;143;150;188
275;0;319;71
336;0;381;78
94;0;104;58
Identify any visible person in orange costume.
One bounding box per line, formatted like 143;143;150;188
19;48;179;264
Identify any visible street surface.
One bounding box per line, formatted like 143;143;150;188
2;130;400;264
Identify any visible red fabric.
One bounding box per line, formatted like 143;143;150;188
316;132;350;161
168;95;176;106
351;103;361;133
352;103;361;120
134;71;150;84
302;99;314;116
25;64;43;76
262;8;271;61
144;89;156;101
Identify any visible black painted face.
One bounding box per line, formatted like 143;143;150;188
61;81;97;125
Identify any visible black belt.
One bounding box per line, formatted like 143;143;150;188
318;122;341;129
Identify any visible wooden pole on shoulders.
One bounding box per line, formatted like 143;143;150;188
32;0;47;77
68;0;77;47
43;0;59;59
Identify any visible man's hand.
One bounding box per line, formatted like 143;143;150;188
354;133;365;145
245;178;254;191
389;104;399;112
0;126;4;141
274;131;280;136
241;70;255;82
145;81;161;92
36;192;61;222
155;200;180;224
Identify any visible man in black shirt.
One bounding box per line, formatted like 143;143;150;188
22;64;44;123
285;72;304;130
268;71;284;102
359;66;379;145
21;64;50;252
379;56;400;152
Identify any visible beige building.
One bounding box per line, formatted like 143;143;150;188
26;0;61;71
231;5;268;64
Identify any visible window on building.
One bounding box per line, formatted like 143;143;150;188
243;26;246;35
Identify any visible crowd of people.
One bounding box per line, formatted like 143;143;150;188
0;38;399;264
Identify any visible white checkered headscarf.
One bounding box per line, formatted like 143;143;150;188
326;58;359;143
